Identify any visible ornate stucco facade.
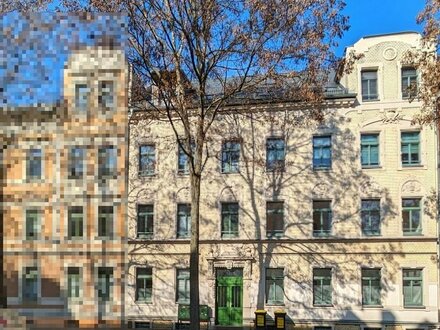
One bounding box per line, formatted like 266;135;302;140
0;46;129;328
127;32;439;329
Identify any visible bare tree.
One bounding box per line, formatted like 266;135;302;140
25;0;347;328
0;2;51;309
404;0;440;125
0;0;50;14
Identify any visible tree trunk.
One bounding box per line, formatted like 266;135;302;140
189;171;201;330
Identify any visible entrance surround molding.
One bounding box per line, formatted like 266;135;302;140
206;244;256;287
206;245;256;326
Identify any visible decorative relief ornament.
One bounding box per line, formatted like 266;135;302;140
245;246;253;258
312;183;330;196
235;244;245;257
401;180;422;194
209;245;219;258
360;178;382;195
383;47;397;61
381;109;402;123
244;262;251;278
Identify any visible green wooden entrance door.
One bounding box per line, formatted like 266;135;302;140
216;269;243;326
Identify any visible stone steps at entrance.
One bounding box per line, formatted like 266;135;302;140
211;326;254;330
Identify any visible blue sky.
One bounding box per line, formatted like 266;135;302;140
0;12;126;107
337;0;425;55
1;1;426;107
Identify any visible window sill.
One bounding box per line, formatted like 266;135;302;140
177;172;190;176
135;300;153;305
98;175;117;180
137;235;154;240
313;304;333;308
313;234;332;238
221;235;239;239
362;304;383;309
21;300;39;305
25;178;44;183
401;164;423;168
68;176;85;180
362;165;381;169
176;236;190;240
362;98;380;102
221;170;240;175
266;234;284;239
265;302;285;306
403;233;423;237
138;173;156;178
403;305;425;309
95;236;114;240
313;167;332;172
362;233;381;237
66;237;86;241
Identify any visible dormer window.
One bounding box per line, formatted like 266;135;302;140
401;67;418;99
361;70;378;101
98;81;115;109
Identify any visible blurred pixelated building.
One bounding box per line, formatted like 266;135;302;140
0;36;129;328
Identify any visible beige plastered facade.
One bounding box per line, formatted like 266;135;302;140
127;32;440;329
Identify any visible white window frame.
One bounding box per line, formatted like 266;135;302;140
311;266;334;307
358;64;383;104
401;197;423;236
401;267;425;308
397;62;420;100
135;266;153;304
399;130;423;169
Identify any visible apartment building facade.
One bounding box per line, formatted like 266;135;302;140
0;45;128;328
126;32;439;329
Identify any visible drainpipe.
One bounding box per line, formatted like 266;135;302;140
436;123;440;328
122;60;133;329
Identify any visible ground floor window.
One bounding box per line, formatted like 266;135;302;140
313;268;332;306
97;267;113;301
22;267;38;302
67;267;81;298
265;268;284;305
136;267;152;303
362;268;381;306
403;268;423;307
176;269;190;304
